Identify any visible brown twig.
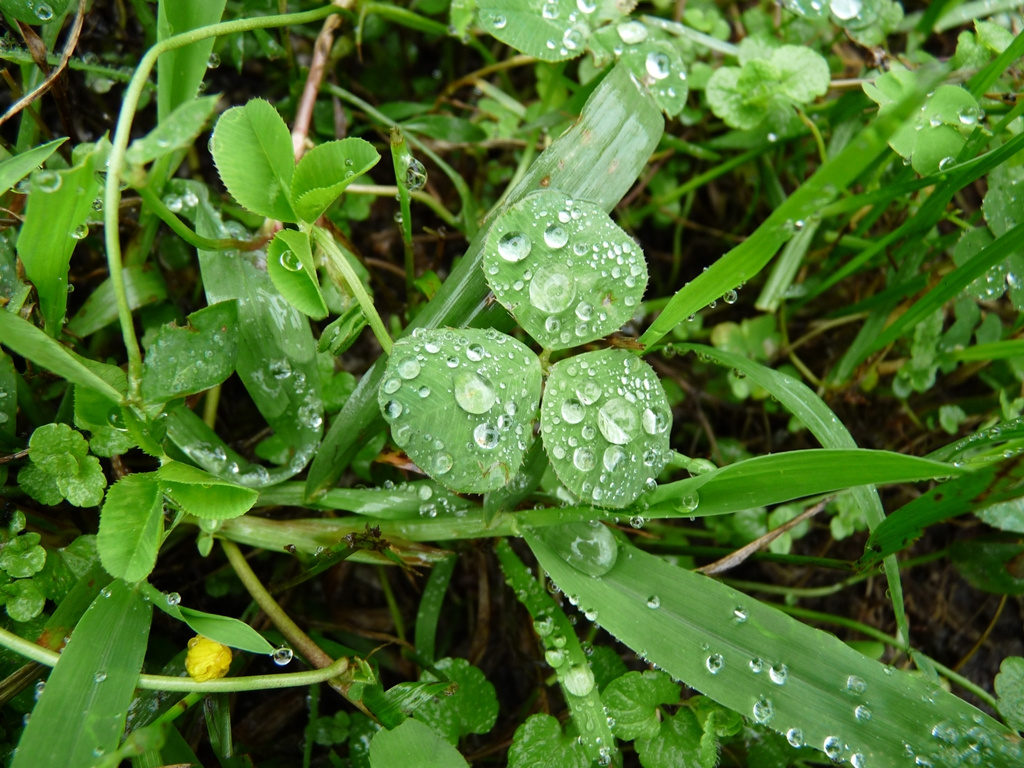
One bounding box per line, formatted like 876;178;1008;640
291;12;342;159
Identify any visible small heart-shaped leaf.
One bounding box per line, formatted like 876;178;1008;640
483;190;647;350
378;329;542;494
540;349;671;507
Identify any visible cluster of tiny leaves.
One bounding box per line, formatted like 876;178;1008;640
18;423;106;507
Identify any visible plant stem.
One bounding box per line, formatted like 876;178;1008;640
136;184;263;252
310;225;393;355
389;127;416;302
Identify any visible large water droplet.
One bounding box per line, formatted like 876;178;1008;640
498;231;531;262
538;520;618;577
597;398;639;444
561;399;585;424
769;664;788;685
530;263;575;313
562;664;596;696
854;704;872;721
272;646;293;665
846;675;867;694
384;400;404;419
706;654;724;674
434;452;453;475
646;595;660;609
752;696;774;724
786;728;804;747
573;446;596;472
617;19;648;44
830;0;861;20
404;157;427;191
396;357;421;379
576;380;602;405
544;224;568;248
602;445;626;472
454;370;496;414
823;736;844;759
645;51;670;80
473;423;499;450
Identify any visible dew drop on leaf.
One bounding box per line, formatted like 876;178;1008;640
498;231;531;262
396;357;421;380
823;735;844;759
597;398;639;445
752;696;774;724
706;654;724;674
404;157;427;191
530;263;576;313
272;646;293;665
786;728;804;747
544;224;568;249
562;664;596;696
454;370;497;414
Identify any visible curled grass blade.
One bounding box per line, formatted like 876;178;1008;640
528;534;1023;768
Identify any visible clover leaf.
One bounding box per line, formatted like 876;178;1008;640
19;423;106;507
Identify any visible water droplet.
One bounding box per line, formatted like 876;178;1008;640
645;51;670;80
573;446;596;472
396;357;421;379
491;13;507;29
384;400;404;419
466;343;485;362
454;370;496;414
830;0;861;20
272;646;293;665
786;728;804;747
530;263;575;313
617;19;648;44
434;452;453;475
854;704;872;721
938;156;957;171
733;607;748;622
279;249;303;272
94;671;107;683
602;445;626;472
577;0;596;11
723;289;738;304
749;658;764;673
534;615;554;637
383;377;402;394
543;224;569;250
33;169;61;192
846;675;867;694
404;157;427;191
207;52;220;68
752;696;774;724
418;485;433;501
561;399;585;424
166;592;181;606
545;648;566;667
71;224;89;240
851;753;866;768
562;664;596;696
769;664;788;685
597;398;639;445
473;423;499;450
497;231;531;262
646;595;660;609
823;735;844;759
706;654;724;674
541;1;559;20
34;2;53;21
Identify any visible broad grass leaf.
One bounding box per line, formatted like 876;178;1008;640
291;138;380;223
157;461;258;520
528;534;1024;767
156;0;227;120
98;473;163;582
126;94;221;166
16;153;99;335
369;718;469;768
0;138;66;194
266;229;328;319
476;0;590;62
12;580;150;768
211;99;297;222
141;301;239;403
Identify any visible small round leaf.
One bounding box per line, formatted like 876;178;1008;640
483;190;647;350
540;349;671;508
378;329;542;494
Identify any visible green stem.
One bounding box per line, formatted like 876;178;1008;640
104;4;340;402
136;184;262;252
311;225;393;355
640;15;740;57
0;625;349;692
389;127;416;301
345;183;460;231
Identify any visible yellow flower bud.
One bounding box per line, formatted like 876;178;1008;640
185;635;233;682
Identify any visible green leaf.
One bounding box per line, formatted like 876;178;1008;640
541;349;671;508
0;311;125;403
21;423;106;507
528;534;1024;767
13;580;151;768
995;657;1024;732
16;153;100;335
507;713;590;768
1;578;45;621
603;670;681;740
635;707;705;768
400;115;487;143
126;94;222;166
74;369;136;459
266;229;328;319
97;474;164;582
952;538;1024;595
141;300;239;403
211;99;297;222
0;138;66;195
978;499;1024;534
483;190;647;349
0;0;73;24
291;138;381;223
157;461;259;520
156;0;227;120
413;657;499;743
378;328;542;494
369;718;469;768
0;533;46;578
774;46;830;103
476;0;590;62
612;36;690;118
66;264;169;338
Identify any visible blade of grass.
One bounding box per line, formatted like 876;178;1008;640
12;580;151;768
528;534;1023;768
638;69;946;349
304;61;665;499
